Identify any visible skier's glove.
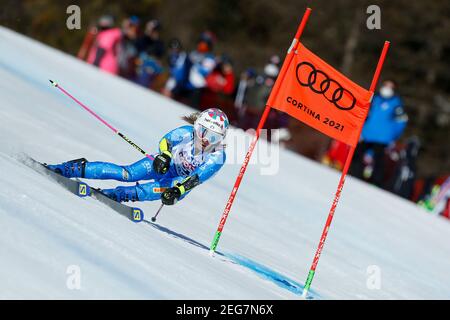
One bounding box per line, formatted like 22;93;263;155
153;138;173;174
161;186;182;205
160;175;200;206
153;151;172;174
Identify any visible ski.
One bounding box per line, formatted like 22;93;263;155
22;156;144;223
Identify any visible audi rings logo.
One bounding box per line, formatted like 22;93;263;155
296;61;356;110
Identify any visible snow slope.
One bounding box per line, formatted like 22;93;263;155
1;26;449;299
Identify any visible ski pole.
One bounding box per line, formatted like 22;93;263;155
151;203;165;222
49;80;154;161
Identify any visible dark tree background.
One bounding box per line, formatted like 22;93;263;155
1;0;449;178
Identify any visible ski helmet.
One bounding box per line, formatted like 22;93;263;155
194;108;229;146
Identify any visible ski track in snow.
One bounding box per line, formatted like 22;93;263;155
1;26;450;299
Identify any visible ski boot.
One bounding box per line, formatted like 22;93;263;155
46;158;87;178
100;185;139;203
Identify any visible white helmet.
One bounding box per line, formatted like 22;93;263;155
194;108;229;147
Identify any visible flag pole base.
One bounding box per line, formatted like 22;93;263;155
209;250;215;257
301;289;308;299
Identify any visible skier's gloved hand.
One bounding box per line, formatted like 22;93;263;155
153;138;173;174
160;175;200;205
153;151;172;174
161;186;183;205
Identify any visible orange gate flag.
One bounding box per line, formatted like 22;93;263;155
270;42;373;147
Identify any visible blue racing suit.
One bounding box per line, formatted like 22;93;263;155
66;125;226;202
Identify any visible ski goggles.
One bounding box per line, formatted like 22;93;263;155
194;123;224;145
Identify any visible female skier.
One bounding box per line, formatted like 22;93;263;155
47;108;229;206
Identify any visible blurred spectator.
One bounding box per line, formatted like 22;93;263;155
86;15;122;75
136;19;164;58
238;55;282;141
350;80;408;187
321;139;349;171
442;197;450;219
263;55;290;132
264;55;289;131
167;38;183;69
77;24;98;61
165;31;217;108
241;75;266;129
199;55;236;122
385;136;420;198
118;16;140;80
205;55;235;95
234;68;257;129
135;20;165;88
251;58;278;127
418;176;450;218
435;177;450;218
161;38;186;97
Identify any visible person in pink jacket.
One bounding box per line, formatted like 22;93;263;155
87;15;122;75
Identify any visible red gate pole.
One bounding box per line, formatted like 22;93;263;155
209;8;312;256
301;41;390;298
